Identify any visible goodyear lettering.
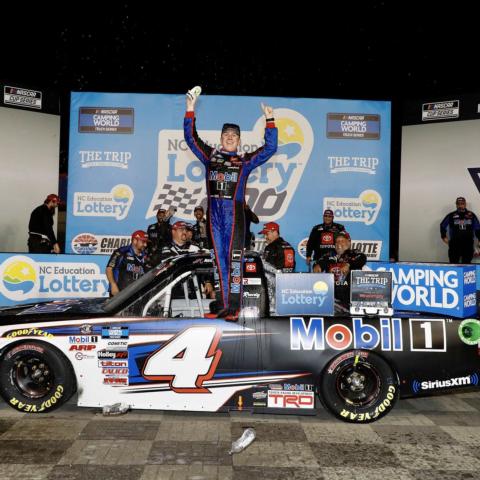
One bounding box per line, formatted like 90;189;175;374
6;328;53;339
9;385;64;412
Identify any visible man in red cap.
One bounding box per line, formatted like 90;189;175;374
260;222;296;272
106;230;149;296
306;208;345;269
28;194;61;253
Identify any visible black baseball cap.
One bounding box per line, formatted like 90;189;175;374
221;123;240;136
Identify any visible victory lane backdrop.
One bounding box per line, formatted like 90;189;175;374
67;92;391;270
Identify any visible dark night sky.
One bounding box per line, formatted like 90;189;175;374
1;3;479;101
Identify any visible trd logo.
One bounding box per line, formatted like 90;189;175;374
267;391;314;408
69;344;96;351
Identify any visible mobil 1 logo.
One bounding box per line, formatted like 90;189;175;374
409;319;446;352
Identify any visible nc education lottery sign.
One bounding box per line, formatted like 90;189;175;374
67;92;391;269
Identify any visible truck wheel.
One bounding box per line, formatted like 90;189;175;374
0;341;76;413
320;350;398;423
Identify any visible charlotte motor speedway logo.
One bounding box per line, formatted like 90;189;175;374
146;109;314;221
0;256;109;302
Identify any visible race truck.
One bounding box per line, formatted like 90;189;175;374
0;252;478;423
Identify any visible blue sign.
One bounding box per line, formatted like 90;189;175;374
368;262;477;318
67;92;391;268
0;254;110;306
276;273;334;316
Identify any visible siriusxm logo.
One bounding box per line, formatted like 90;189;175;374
412;374;478;393
73;184;133;221
147;108;314;221
324;190;382;226
290;317;403;351
0;256;109;302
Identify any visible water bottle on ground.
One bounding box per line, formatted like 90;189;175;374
229;427;256;454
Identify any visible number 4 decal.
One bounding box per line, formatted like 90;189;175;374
142;326;222;392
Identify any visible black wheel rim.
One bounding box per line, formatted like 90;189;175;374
336;361;381;407
12;354;54;399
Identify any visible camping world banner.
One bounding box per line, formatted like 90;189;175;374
67;93;391;270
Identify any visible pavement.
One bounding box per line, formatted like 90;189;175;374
0;391;479;480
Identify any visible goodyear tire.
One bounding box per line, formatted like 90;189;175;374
320;350;399;423
0;341;76;413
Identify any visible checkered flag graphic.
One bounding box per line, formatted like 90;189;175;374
153;184;204;215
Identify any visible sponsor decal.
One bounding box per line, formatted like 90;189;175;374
268;384;283;390
324;190;382;226
9;385;64;412
98;360;128;368
282;383;314;391
291;317;404;351
73;184;134;221
97;350;128;359
147;108;314;222
70;345;96;351
78;150;131;169
277;274;334;315
102;326;129;339
327;113;380;140
267;390;314;408
71;233;98;255
328;155;379;174
107;340;129;348
351;240;382;260
243;277;262;285
253;401;267;407
412;374;479;393
80;324;94;334
245;262;257;273
101;368;129;375
458;319;480;346
103;377;129;385
4;86;42;109
78;107;134;133
232;250;242;261
75;352;95;360
297;238;308;260
252;391;268;400
422;100;459;121
72;234;131;256
243;291;260;299
4;328;53;339
370;263;477;317
68;336;98;344
0;255;108;302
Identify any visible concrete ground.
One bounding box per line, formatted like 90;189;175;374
0;391;479;480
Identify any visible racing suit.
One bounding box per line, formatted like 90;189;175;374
440;209;480;263
263;237;296;272
306;222;345;261
184;112;277;312
107;245;148;292
317;249;366;305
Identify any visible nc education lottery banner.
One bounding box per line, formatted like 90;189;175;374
67;92;391;270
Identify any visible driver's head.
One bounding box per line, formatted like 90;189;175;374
335;231;351;255
131;230;148;252
220;123;241;152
